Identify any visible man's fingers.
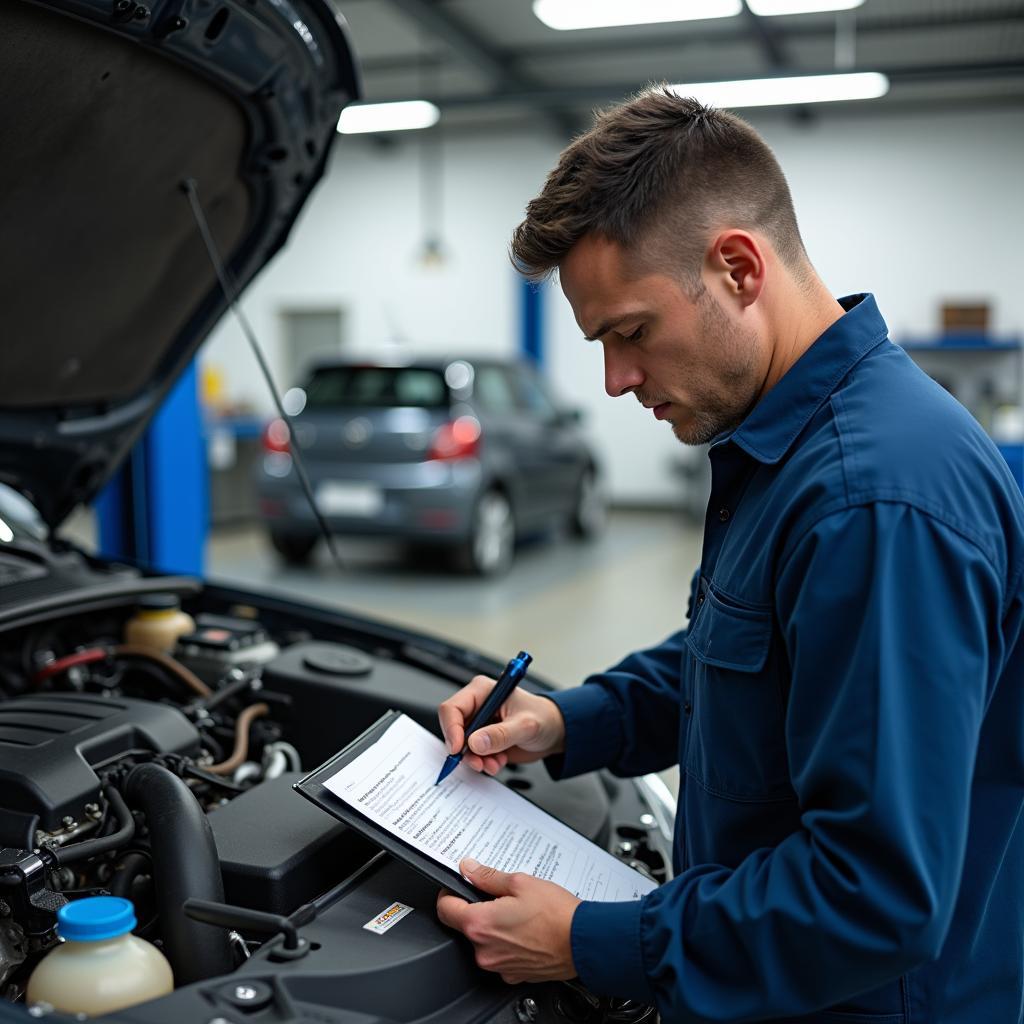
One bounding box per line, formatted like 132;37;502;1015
464;752;507;775
468;721;513;756
438;675;495;754
437;702;464;755
460;858;518;897
469;714;542;757
436;891;472;932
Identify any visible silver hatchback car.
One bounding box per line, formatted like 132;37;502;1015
255;357;607;574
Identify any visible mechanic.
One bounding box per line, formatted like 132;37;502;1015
435;88;1024;1022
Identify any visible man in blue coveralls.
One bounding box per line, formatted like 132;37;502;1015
435;89;1024;1022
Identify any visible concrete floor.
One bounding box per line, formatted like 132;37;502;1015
61;506;703;689
207;510;703;691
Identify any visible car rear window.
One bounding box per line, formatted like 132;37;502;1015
304;367;449;409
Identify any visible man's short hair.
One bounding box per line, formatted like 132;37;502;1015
510;87;809;291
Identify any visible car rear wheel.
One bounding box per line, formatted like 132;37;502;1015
459;489;515;576
269;530;319;565
570;467;607;539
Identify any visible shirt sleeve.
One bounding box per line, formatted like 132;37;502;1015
542;627;688;780
570;503;1000;1020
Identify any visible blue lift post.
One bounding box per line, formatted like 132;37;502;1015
520;277;544;367
95;362;207;576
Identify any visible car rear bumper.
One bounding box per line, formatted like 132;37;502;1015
255;457;483;543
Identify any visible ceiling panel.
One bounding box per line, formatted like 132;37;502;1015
856;21;1024;66
339;0;438;61
333;0;1024;132
361;65;492;103
518;40;770;89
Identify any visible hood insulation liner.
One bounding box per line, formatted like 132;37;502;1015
0;2;249;409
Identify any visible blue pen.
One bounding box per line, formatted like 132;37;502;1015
435;651;533;785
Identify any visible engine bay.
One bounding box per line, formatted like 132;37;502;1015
0;546;672;1024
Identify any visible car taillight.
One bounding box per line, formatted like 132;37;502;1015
427;416;481;461
262;418;291;454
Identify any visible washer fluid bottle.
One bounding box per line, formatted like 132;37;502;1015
26;896;173;1015
123;593;195;653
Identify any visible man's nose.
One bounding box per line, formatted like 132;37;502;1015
603;342;644;398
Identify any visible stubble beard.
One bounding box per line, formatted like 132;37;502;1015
668;293;761;446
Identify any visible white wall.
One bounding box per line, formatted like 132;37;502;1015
203;132;560;402
203;106;1024;505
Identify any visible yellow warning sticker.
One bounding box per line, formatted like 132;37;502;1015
363;901;413;935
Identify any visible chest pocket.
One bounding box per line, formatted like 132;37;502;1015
685;586;792;802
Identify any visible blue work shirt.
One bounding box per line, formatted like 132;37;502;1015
545;294;1024;1023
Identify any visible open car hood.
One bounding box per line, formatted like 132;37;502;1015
0;0;360;528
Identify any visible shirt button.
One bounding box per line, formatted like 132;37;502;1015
697;593;705;605
718;507;730;523
683;701;693;715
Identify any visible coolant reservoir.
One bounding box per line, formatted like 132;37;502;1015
123;593;195;653
27;896;173;1015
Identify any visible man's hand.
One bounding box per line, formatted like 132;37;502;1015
436;858;581;985
438;675;566;775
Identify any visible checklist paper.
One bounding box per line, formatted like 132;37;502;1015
322;713;657;902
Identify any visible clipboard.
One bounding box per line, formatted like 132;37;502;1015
293;709;483;903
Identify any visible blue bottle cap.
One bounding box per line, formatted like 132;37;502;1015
57;896;137;942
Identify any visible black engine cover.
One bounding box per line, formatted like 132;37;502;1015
0;693;199;832
210;773;377;915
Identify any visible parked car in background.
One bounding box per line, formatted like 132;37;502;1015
256;357;607;574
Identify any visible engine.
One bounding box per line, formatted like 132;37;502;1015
0;609;294;997
0;588;665;1024
0;693;201;837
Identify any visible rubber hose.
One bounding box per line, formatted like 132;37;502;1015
207;702;269;775
113;645;212;697
110;851;150;899
124;763;232;985
54;786;135;866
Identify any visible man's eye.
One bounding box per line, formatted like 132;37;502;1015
623;326;644;343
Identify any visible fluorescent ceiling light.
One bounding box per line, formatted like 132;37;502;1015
748;0;864;14
533;0;741;31
670;71;888;108
337;100;440;135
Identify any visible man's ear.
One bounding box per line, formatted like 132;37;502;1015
705;230;766;308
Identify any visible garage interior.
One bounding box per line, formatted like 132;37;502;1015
3;0;1024;1020
61;0;1023;695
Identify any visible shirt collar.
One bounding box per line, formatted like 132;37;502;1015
727;292;889;465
